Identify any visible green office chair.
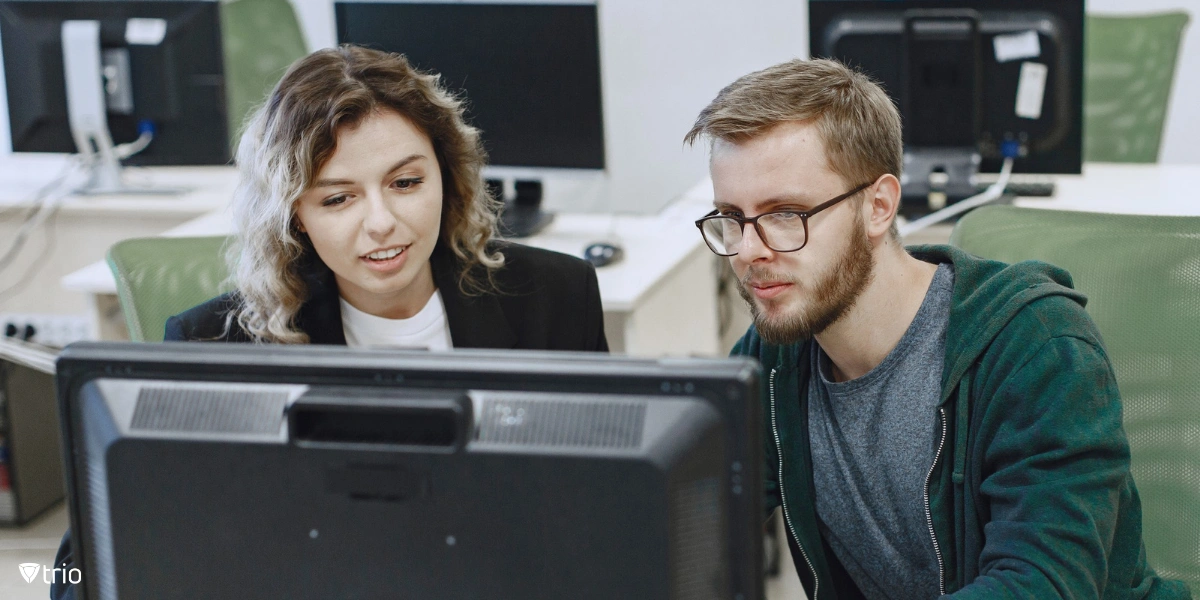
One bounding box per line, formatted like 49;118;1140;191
1085;12;1190;163
220;0;309;146
950;205;1200;592
107;236;234;343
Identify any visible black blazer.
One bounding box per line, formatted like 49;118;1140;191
164;241;608;351
50;242;606;600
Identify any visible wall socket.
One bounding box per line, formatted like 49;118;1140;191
0;313;92;349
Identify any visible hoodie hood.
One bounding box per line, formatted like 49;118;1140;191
906;244;1088;405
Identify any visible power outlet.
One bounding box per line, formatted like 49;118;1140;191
0;312;92;349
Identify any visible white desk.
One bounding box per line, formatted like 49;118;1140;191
1011;163;1200;215
0;156;237;323
59;177;724;356
899;163;1200;246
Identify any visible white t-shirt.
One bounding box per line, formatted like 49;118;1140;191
339;290;454;350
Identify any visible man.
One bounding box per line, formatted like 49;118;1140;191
686;58;1190;599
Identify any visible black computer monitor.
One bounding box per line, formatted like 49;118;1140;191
334;1;605;172
56;343;763;599
809;0;1084;178
0;0;229;165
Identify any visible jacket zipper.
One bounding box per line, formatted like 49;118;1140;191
924;407;948;596
769;368;820;599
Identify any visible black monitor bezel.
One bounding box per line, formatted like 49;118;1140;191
0;0;230;165
808;0;1085;175
56;342;762;599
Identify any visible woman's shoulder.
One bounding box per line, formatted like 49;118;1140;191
165;292;247;342
488;241;597;282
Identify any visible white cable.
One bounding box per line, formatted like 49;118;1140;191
0;157;81;272
114;130;153;160
899;157;1015;237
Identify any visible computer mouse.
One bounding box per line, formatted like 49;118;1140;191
583;242;623;268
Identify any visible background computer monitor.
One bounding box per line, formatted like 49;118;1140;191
809;0;1084;177
57;343;762;599
0;0;229;165
334;0;605;172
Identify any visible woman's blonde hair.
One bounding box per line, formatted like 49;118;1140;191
227;45;503;343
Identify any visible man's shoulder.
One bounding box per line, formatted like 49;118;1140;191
977;289;1106;359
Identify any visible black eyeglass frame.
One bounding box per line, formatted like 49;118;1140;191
695;180;875;256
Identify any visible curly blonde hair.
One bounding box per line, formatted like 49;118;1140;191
226;45;503;343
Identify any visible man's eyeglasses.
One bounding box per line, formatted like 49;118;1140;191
695;181;874;256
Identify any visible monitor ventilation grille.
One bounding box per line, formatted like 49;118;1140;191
130;388;286;434
475;399;645;449
670;476;725;600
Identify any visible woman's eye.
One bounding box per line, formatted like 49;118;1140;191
393;177;424;190
321;195;348;207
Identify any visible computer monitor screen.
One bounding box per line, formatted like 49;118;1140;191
335;1;605;171
0;0;229;165
57;343;762;599
809;0;1084;175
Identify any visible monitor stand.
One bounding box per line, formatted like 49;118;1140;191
900;147;980;218
61;20;185;196
496;179;555;239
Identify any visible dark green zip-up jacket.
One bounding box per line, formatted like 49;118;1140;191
734;245;1192;600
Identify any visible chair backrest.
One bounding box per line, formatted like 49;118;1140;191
950;205;1200;592
219;0;309;145
107;236;234;343
1085;12;1190;163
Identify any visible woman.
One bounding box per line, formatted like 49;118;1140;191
167;44;608;350
51;45;606;600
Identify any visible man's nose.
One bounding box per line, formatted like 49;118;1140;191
737;223;774;262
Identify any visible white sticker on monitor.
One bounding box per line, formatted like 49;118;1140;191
1015;61;1048;120
125;18;167;46
994;30;1041;63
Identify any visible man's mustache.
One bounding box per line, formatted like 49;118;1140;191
740;266;798;288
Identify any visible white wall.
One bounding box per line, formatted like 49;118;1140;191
1086;1;1199;164
593;0;808;212
289;0;336;51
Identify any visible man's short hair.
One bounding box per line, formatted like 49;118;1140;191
685;58;903;233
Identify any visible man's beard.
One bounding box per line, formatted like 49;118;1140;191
736;213;875;345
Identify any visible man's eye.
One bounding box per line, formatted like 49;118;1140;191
720;211;743;218
393;177;424;190
771;212;801;221
321;195;348;207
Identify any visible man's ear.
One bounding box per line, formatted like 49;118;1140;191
863;174;901;239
